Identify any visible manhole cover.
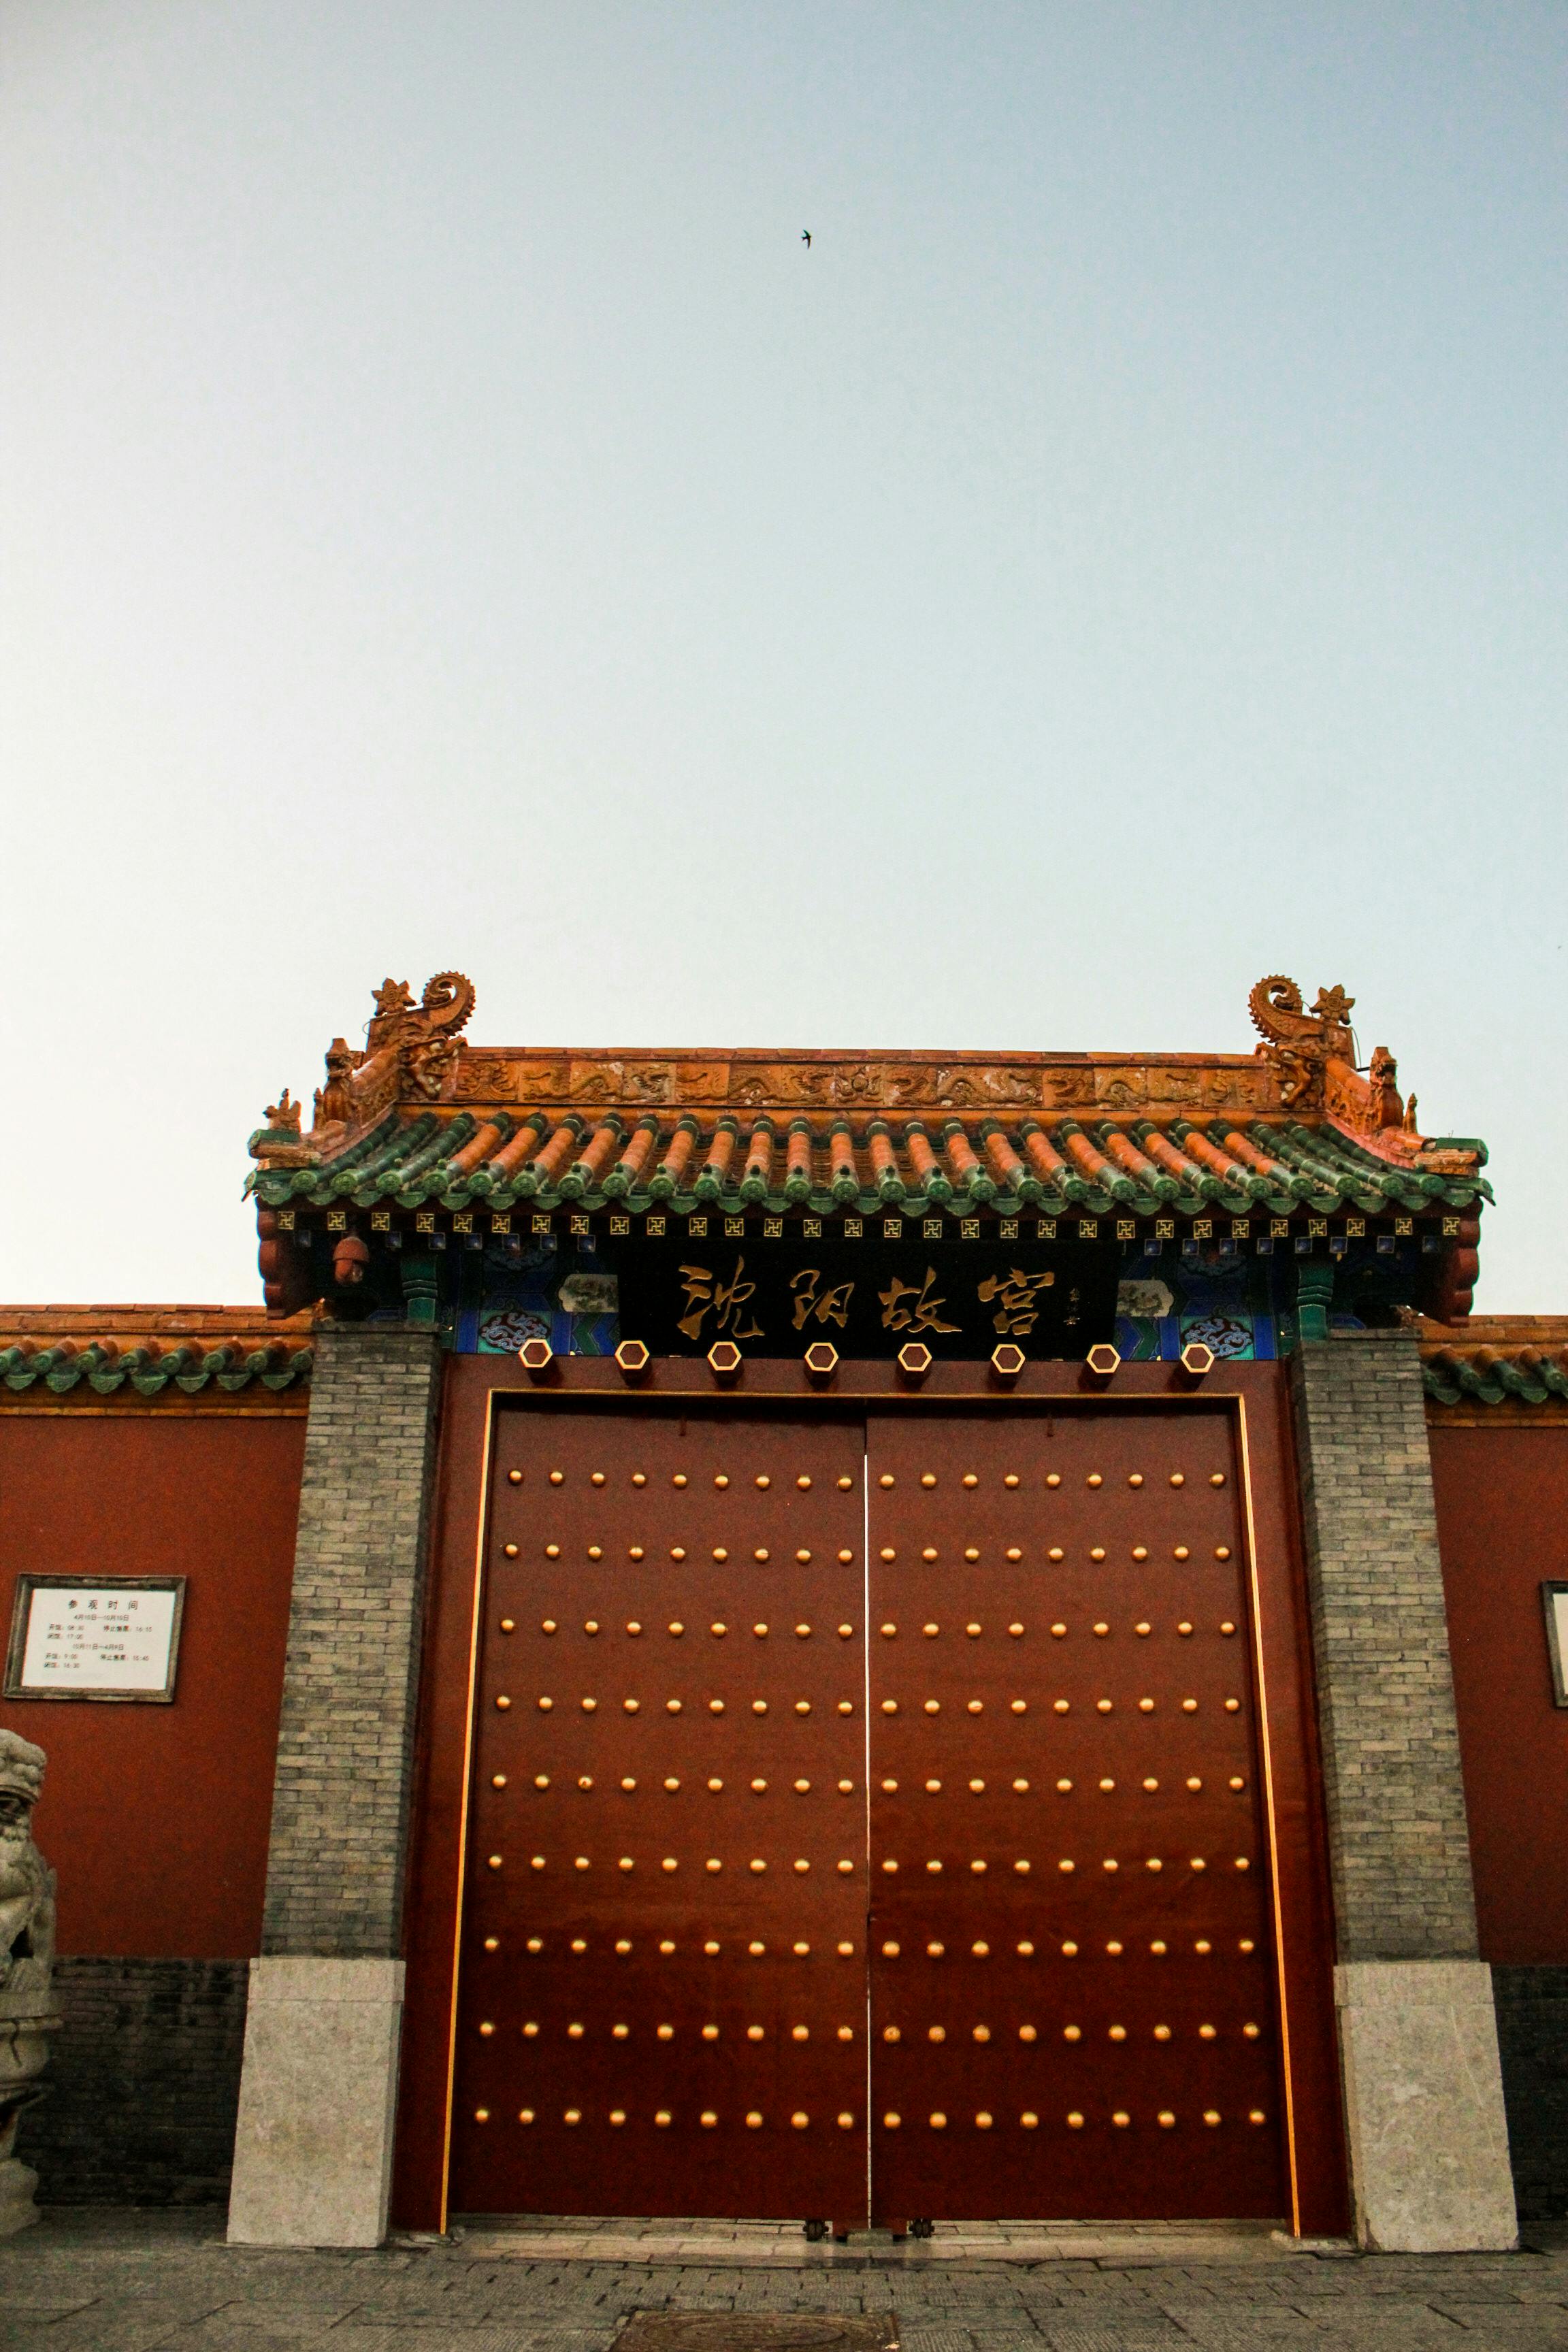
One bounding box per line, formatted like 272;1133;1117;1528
617;2320;898;2352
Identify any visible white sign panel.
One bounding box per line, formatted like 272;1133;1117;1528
6;1580;184;1701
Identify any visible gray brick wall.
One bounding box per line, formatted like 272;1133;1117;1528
260;1324;441;1958
22;1958;248;2205
1291;1329;1479;1961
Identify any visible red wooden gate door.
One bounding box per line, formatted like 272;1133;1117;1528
446;1395;1299;2226
864;1407;1288;2223
449;1408;870;2223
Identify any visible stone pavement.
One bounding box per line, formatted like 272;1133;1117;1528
6;2211;1568;2352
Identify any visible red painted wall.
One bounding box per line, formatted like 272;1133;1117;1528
1430;1421;1568;1964
0;1410;305;1958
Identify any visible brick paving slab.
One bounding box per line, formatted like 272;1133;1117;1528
329;2303;515;2324
1436;2324;1568;2338
1046;2327;1181;2338
4;2313;216;2352
1455;2342;1568;2352
331;2336;613;2352
0;2310;101;2338
1149;2331;1320;2347
1435;2328;1568;2342
1045;2319;1183;2332
1048;2333;1184;2352
1163;2327;1398;2345
164;2310;382;2347
9;2287;235;2320
1352;2316;1520;2334
1;2289;102;2314
1045;2336;1187;2352
954;2335;1045;2349
946;2340;1051;2351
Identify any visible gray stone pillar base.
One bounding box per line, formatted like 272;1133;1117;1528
227;1958;404;2248
1336;1961;1517;2251
0;2157;39;2236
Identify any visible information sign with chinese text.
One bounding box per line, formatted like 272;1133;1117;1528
4;1577;185;1703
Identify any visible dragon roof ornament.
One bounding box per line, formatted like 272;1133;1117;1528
1248;975;1359;1111
249;972;474;1167
1247;972;1479;1174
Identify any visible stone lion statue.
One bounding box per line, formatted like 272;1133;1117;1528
0;1732;52;1984
0;1730;59;2235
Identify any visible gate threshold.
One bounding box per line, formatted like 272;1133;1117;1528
431;2217;1335;2266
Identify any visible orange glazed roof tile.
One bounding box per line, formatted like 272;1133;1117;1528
0;1303;315;1397
1419;1315;1568;1408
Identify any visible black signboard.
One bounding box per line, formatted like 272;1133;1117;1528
616;1236;1117;1360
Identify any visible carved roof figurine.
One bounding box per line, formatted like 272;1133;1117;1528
313;1038;363;1132
248;1087;312;1170
1249;976;1356;1109
368;978;416;1034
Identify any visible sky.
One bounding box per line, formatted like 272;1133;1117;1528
2;3;1563;1311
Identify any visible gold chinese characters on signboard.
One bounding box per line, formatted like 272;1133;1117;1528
666;1254;1083;1350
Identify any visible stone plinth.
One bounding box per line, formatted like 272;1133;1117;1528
227;1957;405;2248
1336;1961;1517;2251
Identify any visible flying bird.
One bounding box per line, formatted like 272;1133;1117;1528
802;229;811;248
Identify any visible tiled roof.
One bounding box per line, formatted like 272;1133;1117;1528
1420;1316;1568;1407
0;1304;314;1397
247;971;1489;1224
250;1101;1487;1221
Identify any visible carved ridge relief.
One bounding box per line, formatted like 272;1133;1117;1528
572;1060;677;1106
933;1068;1042;1109
454;1052;520;1102
1047;1063;1275;1114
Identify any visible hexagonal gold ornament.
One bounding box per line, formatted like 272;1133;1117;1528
1084;1342;1122;1382
990;1343;1026;1382
614;1337;651;1381
518;1336;555;1375
896;1342;933;1384
1179;1340;1216;1380
707;1339;743;1382
804;1341;840;1383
